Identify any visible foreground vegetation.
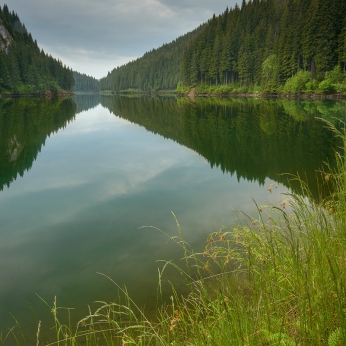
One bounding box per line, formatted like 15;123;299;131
1;123;346;345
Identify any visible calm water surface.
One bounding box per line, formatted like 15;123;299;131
0;95;344;338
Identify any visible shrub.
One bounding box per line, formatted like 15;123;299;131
319;79;337;94
305;79;319;92
283;71;312;93
325;65;345;84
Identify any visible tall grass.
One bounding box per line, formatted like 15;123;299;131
2;129;346;346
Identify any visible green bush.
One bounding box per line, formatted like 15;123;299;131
283;71;312;93
261;54;279;92
215;85;233;93
176;81;191;93
317;66;346;94
305;79;319;92
16;84;36;94
319;79;337;94
335;82;346;93
324;65;345;84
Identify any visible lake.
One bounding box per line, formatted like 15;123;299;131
0;95;344;341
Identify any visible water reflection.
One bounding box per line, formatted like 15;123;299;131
0;95;102;192
101;96;344;200
1;95;343;197
73;93;101;114
0;95;344;340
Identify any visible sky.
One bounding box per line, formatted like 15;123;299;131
2;0;239;79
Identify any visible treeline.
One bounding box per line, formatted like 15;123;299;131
73;94;101;113
182;0;346;92
73;71;99;92
99;25;204;92
100;96;344;199
0;4;74;94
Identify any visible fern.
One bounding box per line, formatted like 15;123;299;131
262;329;298;346
328;328;341;346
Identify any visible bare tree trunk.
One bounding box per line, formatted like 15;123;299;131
311;59;316;76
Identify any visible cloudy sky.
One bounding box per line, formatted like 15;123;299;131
3;0;239;79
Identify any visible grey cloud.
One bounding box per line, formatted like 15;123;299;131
4;0;239;78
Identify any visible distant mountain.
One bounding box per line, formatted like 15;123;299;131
0;4;74;95
99;25;205;92
73;71;99;93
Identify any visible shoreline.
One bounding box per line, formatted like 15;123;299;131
181;90;346;100
101;90;346;100
3;90;346;101
0;91;74;98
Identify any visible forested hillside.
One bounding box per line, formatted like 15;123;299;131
100;0;346;94
0;5;74;94
73;71;99;92
99;25;204;92
182;0;346;92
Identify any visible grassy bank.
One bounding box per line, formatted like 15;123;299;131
100;89;177;96
2;130;346;345
176;66;346;99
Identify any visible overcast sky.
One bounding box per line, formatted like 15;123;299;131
2;0;239;79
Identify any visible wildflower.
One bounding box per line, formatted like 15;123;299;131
206;236;214;243
203;262;211;271
170;311;180;331
216;232;226;241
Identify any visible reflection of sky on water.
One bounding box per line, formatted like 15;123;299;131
0;103;286;332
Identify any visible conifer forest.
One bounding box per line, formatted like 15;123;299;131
0;5;75;94
100;0;346;94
